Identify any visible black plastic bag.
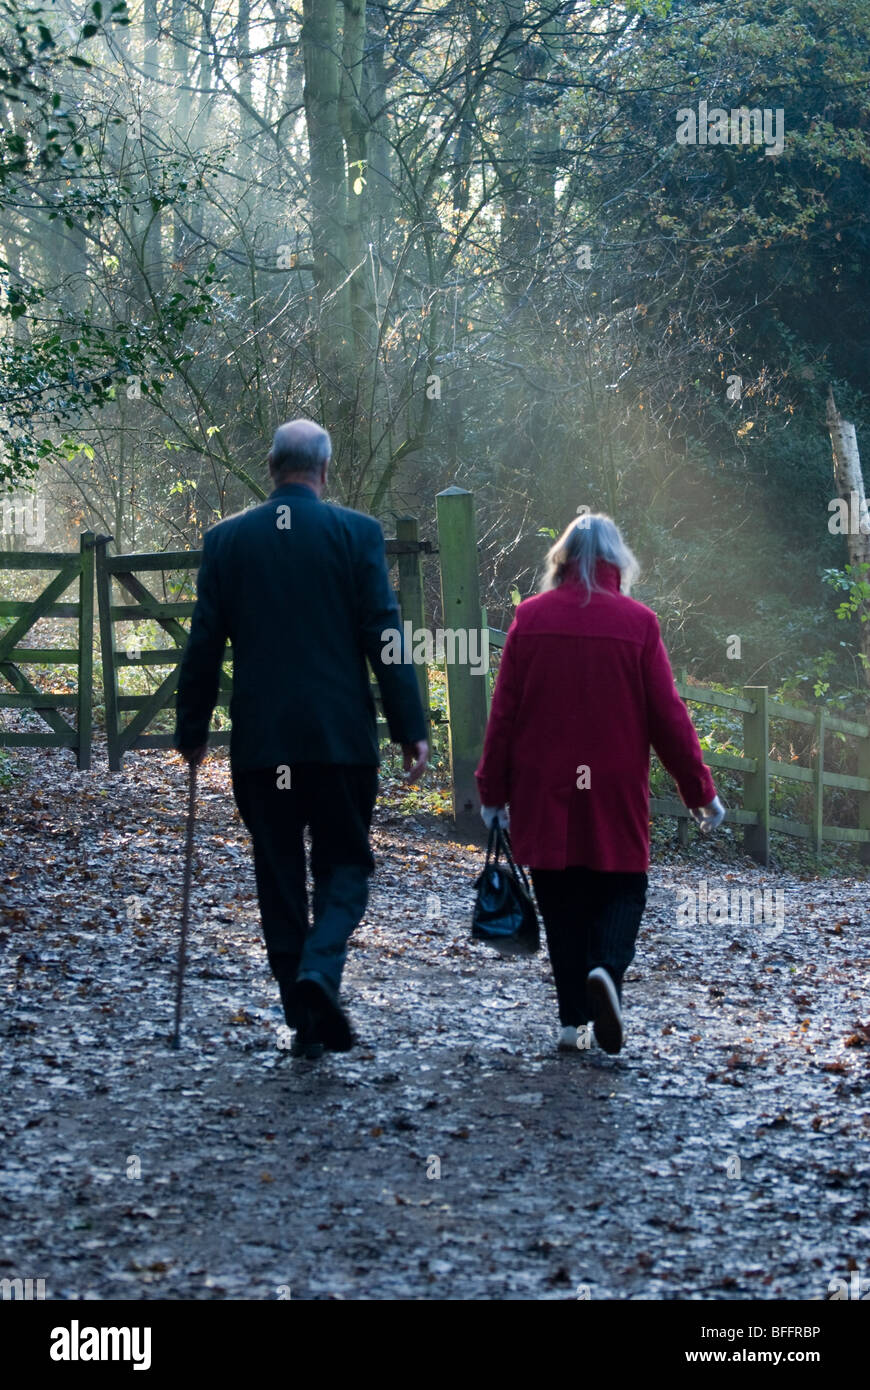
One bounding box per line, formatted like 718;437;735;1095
471;823;540;954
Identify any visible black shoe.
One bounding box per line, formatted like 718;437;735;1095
290;1009;326;1060
279;979;301;1031
295;973;355;1052
587;967;623;1055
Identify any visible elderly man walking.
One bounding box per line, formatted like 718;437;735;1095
174;420;428;1057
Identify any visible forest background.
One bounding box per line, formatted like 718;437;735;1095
1;0;869;726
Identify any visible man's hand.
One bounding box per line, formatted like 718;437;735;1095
179;744;207;767
401;740;429;784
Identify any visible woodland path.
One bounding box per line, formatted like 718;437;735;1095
1;751;868;1300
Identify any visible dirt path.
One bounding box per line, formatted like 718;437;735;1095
1;751;868;1300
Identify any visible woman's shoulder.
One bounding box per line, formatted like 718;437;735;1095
619;591;660;625
513;589;551;615
510;588;565;628
512;584;660;642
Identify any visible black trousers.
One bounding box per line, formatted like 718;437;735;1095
232;764;378;1024
529;867;648;1027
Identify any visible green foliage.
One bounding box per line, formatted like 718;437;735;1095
823;563;870;625
0;2;129;183
378;668;452;815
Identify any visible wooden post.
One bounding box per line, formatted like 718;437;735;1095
858;722;870;866
481;606;491;716
743;686;770;865
676;667;690;845
395;517;429;734
436;486;488;836
827;389;870;688
95;536;122;772
812;708;825;857
77;533;95;771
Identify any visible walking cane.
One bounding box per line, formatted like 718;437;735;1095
170;760;198;1049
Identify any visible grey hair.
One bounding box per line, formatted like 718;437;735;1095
540;511;640;597
269;419;332;478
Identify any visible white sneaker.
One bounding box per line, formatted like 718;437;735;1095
587;967;623;1054
559;1023;593;1051
559;1025;593;1051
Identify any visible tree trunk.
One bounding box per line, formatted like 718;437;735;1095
827;386;870;693
494;7;561;486
301;0;358;497
171;0;192;263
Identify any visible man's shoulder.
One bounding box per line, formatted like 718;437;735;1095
202;502;268;542
201;497;384;550
316;504;387;562
327;502;384;539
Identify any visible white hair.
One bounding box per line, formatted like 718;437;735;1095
270;419;332;477
540;512;639;599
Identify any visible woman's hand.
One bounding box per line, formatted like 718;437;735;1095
690;795;725;833
481;805;510;830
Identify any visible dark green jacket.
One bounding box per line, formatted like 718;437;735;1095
174;483;427;769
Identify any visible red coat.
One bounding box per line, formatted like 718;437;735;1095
475;561;717;871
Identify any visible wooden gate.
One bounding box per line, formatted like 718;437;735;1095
95;519;432;771
0;533;96;769
95;541;230;772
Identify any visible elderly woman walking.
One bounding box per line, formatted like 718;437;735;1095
475;514;724;1055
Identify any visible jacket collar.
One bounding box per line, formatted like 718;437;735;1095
563;558;622;594
269;482;321;500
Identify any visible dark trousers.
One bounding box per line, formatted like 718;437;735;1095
529;867;648;1026
232;764;378;1025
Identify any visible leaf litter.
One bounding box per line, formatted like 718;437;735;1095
0;748;868;1299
